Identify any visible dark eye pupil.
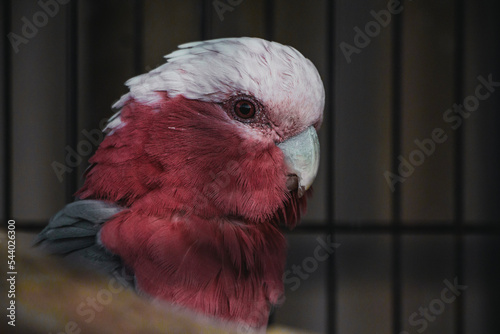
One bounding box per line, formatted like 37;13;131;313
234;100;256;119
239;103;252;115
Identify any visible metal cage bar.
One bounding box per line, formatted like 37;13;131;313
2;0;12;224
264;0;276;326
201;0;212;41
326;0;337;333
391;2;404;333
453;0;465;333
264;0;274;41
134;0;144;76
65;0;79;204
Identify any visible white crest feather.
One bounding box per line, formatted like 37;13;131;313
107;37;325;134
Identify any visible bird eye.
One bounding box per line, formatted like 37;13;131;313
234;100;256;119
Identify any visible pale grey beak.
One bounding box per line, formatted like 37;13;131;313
277;126;320;198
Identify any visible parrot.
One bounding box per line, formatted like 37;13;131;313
34;37;325;330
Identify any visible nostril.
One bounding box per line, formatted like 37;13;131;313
285;174;299;192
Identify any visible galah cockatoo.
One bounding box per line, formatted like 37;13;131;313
35;37;325;330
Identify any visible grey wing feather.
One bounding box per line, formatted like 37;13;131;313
34;199;134;286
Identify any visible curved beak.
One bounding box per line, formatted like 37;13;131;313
277;126;320;198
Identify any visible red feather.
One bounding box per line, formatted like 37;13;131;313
76;95;308;327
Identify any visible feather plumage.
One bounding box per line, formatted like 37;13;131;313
34;200;130;283
36;37;325;330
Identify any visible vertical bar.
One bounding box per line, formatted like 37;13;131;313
334;0;393;222
391;1;403;333
264;0;274;41
462;0;500;223
65;0;78;204
401;1;455;222
264;0;273;324
453;0;465;332
134;0;144;75
265;0;275;326
3;0;12;221
453;0;464;232
326;0;336;333
201;0;212;40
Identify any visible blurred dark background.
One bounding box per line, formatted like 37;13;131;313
1;0;500;333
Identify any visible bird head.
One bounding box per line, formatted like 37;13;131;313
77;37;325;227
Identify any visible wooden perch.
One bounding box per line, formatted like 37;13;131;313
0;231;315;334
